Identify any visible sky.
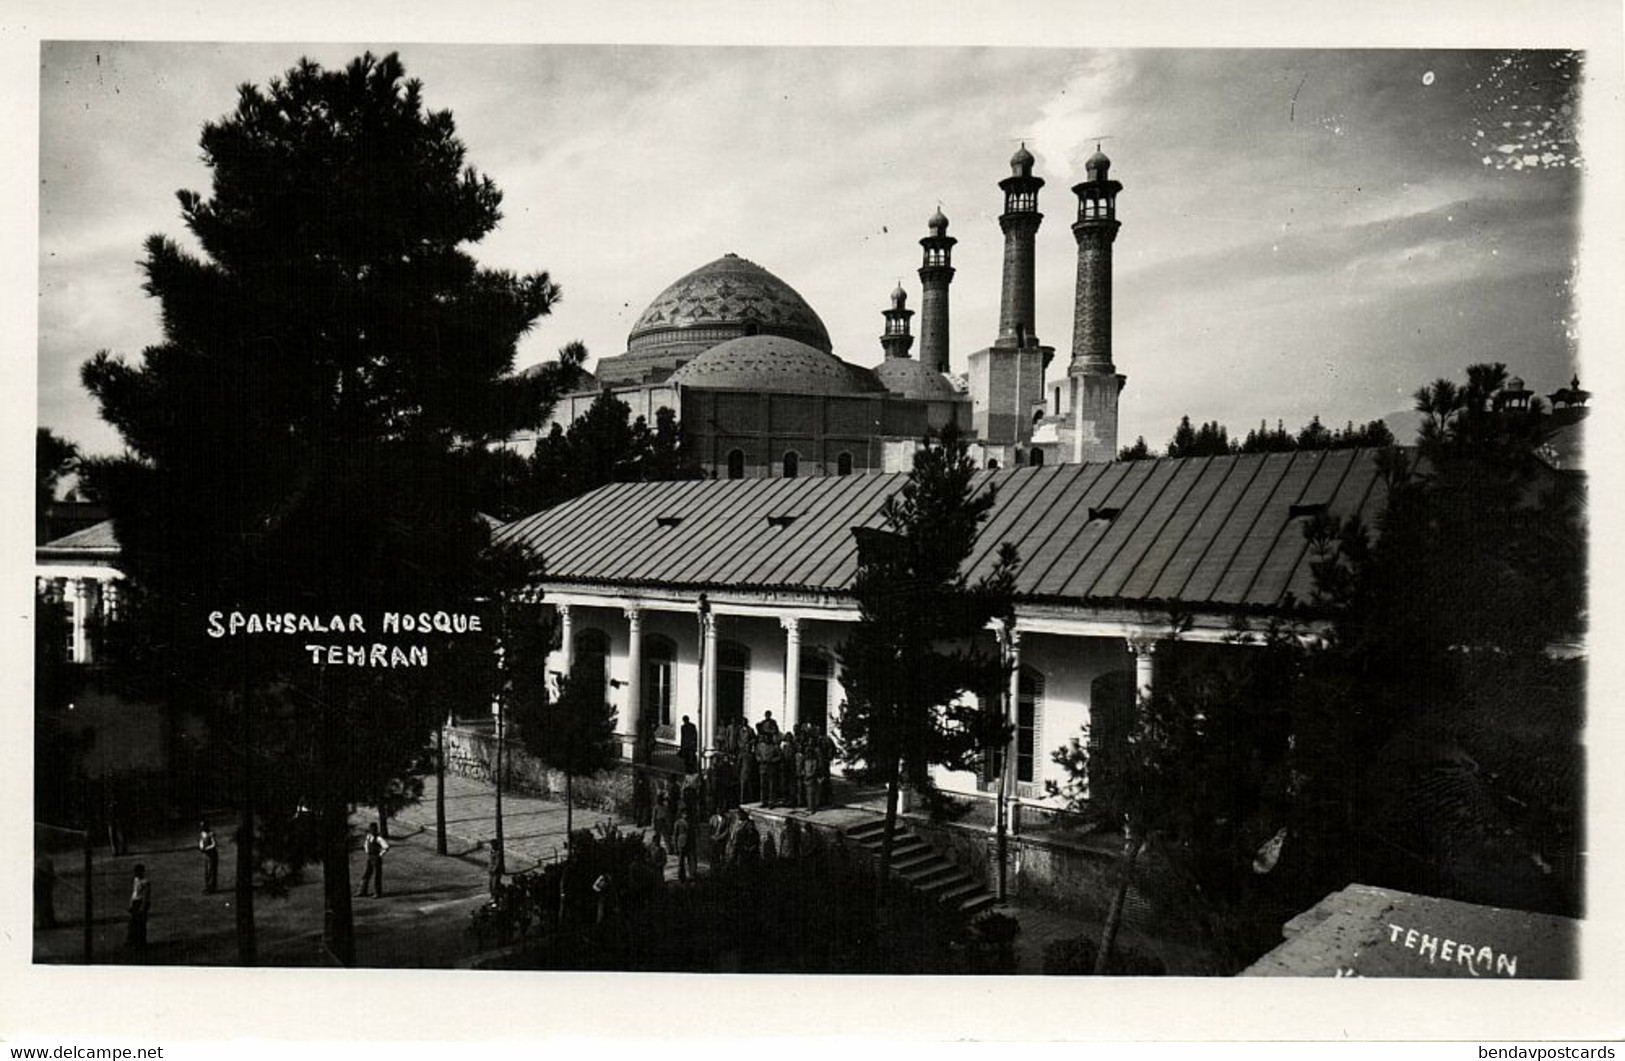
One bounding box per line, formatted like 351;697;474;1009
38;43;1586;459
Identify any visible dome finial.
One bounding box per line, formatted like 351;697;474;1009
1010;141;1035;176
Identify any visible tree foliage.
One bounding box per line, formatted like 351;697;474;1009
517;391;704;516
837;425;1018;892
76;51;574;962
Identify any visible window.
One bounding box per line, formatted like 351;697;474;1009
836;452;853;477
987;459;999;470
1017;666;1044;784
726;449;745;480
644;635;676;728
783;451;799;479
798;650;832;733
1030;448;1045;467
717;640;750;726
574;628;610;706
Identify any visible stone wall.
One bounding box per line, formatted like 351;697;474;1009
443;725;633;816
900;810;1122;918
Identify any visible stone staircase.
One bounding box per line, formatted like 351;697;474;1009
843;818;997;917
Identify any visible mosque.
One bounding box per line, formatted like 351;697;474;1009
541;145;1129;475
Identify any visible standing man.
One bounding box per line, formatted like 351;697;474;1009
673;813;697;884
357;822;390;898
198;820;219;894
756;729;780;808
801;738;823;814
736;726;757;807
756;710;781;745
125;864;151;950
679;714;699;774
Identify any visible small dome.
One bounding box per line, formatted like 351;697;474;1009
1010;143;1035;175
873;358;962;401
890;282;908;309
669;335;886;397
1086;148;1111;175
1506;376;1527;392
927;207;949;233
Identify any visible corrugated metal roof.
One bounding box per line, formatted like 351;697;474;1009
38;519;120;554
497;449;1392;613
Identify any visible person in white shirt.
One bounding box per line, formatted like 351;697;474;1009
357;823;390;898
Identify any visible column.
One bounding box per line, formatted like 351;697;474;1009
624;607;643;735
1003;627;1022;798
781;616;801;732
1127;637;1159;708
69;578;90;665
557;603;574;672
700;609;718;755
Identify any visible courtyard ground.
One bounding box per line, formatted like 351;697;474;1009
35;771;1115;973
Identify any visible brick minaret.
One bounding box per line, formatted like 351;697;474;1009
997;144;1045;349
1065;147;1126;462
969;145;1052;447
917;208;956;374
880;282;914;360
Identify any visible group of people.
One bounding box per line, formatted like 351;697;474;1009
630;713;842;888
712;713;840;814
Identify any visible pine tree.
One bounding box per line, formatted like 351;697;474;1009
837;425;1018;903
78;52;575;965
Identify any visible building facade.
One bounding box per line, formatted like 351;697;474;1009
537;146;1132;477
496;447;1390;804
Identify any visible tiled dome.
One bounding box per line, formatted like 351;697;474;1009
873;357;961;401
627;253;833;355
669;335;884;396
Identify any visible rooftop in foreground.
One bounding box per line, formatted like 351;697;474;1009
496;448;1392;613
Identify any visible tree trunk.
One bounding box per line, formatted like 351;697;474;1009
234;800;257;966
318;683;354;966
234;692;257;966
565;771;574;852
321;794;355;967
877;756;901;908
377;788;390;840
1095;834;1145;975
435;721;448;856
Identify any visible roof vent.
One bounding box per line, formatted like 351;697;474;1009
1289;502;1328;519
655;515;683;528
1087;506;1121;522
766;514;797;529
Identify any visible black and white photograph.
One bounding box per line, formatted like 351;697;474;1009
12;1;1625;1045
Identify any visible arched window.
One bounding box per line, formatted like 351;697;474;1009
644;635;676;728
987;458;1000;470
783;451;800;479
726;449;746;480
742;321;760;337
1016;666;1045;785
574;628;610;707
798;649;833;733
836;452;853;477
1030;448;1045;467
717;640;750;726
1088;670;1134;806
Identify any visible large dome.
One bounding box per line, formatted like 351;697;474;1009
628;253;832;356
670;335;885;397
873;357;961;401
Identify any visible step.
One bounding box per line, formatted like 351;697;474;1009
892;850;948;874
897;860;960;886
844;821;890;842
959;893;998;917
918;872;977;897
934;878;986;903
